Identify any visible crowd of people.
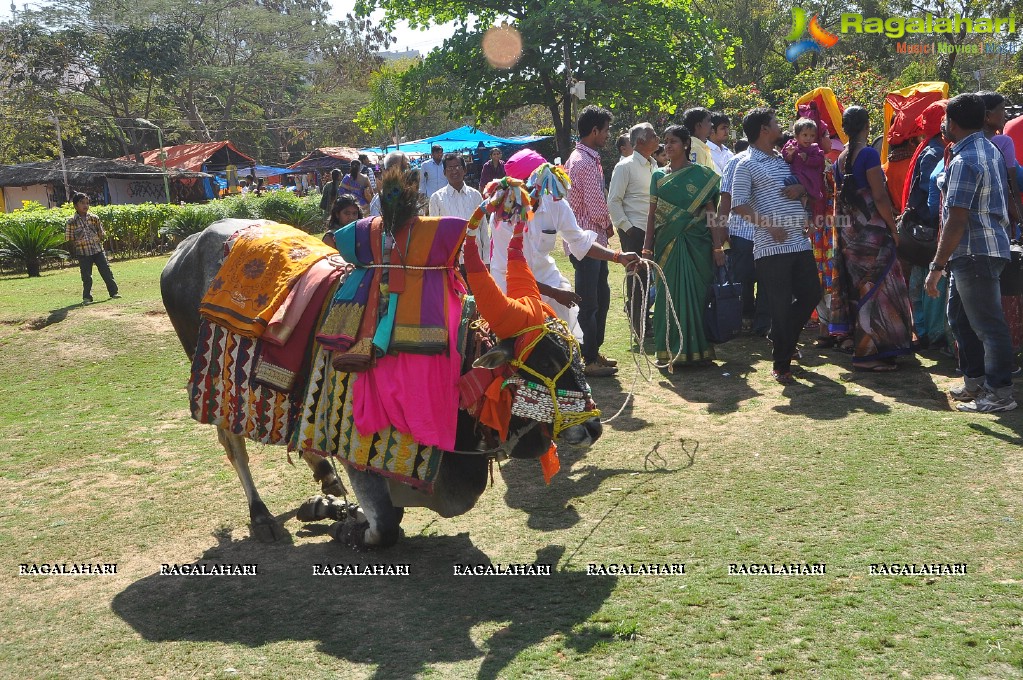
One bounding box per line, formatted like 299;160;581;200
317;91;1022;414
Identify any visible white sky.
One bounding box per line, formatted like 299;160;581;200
329;1;458;55
0;2;459;55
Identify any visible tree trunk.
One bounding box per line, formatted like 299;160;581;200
26;258;41;277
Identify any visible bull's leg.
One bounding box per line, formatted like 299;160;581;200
331;467;403;549
216;427;286;542
299;450;347;497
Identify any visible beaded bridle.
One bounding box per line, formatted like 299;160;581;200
503;316;601;439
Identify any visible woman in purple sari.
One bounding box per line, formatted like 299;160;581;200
831;106;915;371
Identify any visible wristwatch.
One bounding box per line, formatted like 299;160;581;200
928;261;946;272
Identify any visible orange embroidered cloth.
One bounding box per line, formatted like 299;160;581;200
200;222;336;338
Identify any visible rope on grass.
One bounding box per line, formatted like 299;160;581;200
599;256;687;425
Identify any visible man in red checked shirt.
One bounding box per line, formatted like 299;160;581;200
566;105;618;377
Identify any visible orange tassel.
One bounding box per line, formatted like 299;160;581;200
539;442;560;484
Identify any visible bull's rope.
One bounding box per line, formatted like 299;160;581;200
599;257;687;425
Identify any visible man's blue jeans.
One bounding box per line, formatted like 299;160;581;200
570;254;610;363
947;254;1014;396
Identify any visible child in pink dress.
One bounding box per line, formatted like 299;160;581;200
783;118;827;221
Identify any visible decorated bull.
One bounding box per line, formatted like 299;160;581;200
161;167;602;548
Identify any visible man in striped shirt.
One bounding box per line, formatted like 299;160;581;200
730;108;820;383
925;93;1016;412
566;105;617;377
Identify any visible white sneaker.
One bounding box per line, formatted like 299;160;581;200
956;393;1017;413
949;383;983;402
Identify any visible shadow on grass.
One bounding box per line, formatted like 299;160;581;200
587;371;652;433
16;302;88;330
500;439;689;532
111;536;617;680
968;422;1023;444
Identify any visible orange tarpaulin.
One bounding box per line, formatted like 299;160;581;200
881;82;949;209
795;87;847;143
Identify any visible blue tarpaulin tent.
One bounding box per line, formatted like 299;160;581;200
361;125;550;156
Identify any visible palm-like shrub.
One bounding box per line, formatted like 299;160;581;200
160;204;227;242
0;219;69;276
220;195;260;219
257;191;301;224
274;196;326;233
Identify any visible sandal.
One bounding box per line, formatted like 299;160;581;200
813;336;836;349
836;338;855;354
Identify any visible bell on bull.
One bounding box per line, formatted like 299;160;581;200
160;165;601;549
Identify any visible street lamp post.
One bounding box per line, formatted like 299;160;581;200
135;118;171;204
48;113;71;205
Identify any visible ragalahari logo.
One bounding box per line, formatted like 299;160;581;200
786;7;840;62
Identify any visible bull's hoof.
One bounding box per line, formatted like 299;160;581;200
321;477;346;497
312;458;347;497
329;519;370;551
250;517;287;543
297;494;350;523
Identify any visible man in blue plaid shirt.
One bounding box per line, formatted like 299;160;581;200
925;93;1015;413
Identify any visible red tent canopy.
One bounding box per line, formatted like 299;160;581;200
122;141;256;172
288;147;378;172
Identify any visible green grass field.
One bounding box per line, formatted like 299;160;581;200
1;253;1022;679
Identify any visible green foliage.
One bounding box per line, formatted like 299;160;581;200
257;191;324;232
360;0;731;158
271;196;326;233
89;203;179;259
769;55;895;133
159;204;226;242
0;215;69;276
0;201;184;266
997;75;1023;104
713;84;771;127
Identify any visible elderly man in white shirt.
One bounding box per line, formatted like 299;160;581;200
369;150;409;217
608;122;659;339
489;149;640;344
429;153;488;265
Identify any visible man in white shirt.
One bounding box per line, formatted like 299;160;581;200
708;112;735;174
608;122;659;339
616;133;633;163
429;153;488;264
418;144;447;205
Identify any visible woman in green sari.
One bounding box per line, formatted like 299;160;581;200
642;125;725;366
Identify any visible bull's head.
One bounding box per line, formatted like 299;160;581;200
463;202;603;458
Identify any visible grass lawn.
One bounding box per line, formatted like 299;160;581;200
1;250;1021;679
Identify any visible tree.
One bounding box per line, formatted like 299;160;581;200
357;0;730;158
354;58;425;148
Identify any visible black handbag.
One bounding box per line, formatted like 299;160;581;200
1000;241;1023;296
704;262;743;344
896;208;938;267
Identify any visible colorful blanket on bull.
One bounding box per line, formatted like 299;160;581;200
316;215;468;366
291;340;443;492
200;222;337;338
188;317;301;445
